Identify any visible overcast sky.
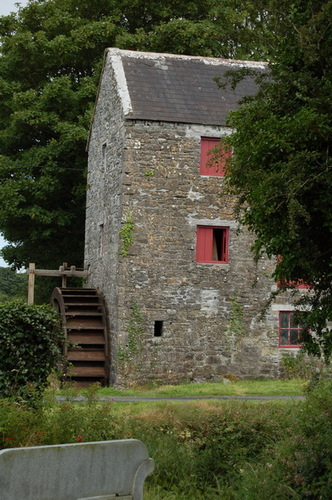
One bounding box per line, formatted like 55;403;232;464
0;1;29;265
0;0;29;17
0;235;7;267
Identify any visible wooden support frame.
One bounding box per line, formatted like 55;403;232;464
27;263;89;305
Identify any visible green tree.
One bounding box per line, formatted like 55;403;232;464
0;0;278;273
0;266;26;302
0;0;119;270
226;0;332;357
116;0;277;60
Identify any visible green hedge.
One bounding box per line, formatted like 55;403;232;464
0;301;63;399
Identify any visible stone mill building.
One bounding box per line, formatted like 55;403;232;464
84;48;305;386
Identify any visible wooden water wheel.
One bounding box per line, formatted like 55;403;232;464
51;287;109;387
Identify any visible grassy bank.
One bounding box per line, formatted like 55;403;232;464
0;395;299;498
1;378;331;498
57;377;306;398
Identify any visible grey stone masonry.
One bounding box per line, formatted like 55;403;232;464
85;49;307;386
0;439;154;500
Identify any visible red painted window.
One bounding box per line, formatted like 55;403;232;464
278;279;310;290
200;137;231;176
279;311;303;348
276;257;310;290
196;226;229;263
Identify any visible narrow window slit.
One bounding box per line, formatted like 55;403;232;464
99;223;104;255
102;143;107;171
154;321;163;337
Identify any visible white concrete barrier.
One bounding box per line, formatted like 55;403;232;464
0;439;154;500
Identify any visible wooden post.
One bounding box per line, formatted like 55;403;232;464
61;262;67;288
27;263;35;305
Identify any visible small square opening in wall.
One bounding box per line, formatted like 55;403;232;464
154;321;163;337
196;226;229;264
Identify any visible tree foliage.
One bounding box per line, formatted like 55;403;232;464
226;0;332;357
0;0;280;271
0;0;117;269
0;267;26;302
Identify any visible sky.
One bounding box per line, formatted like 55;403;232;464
0;235;7;267
0;0;29;17
0;1;29;265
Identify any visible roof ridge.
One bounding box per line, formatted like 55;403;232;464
106;47;268;70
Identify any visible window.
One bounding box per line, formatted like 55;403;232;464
276;257;310;290
196;226;229;263
278;279;310;290
279;311;303;348
154;321;163;337
200;137;231;176
99;223;104;256
102;143;107;171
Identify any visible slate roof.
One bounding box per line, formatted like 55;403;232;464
107;48;266;127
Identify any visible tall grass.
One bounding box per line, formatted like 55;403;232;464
0;380;331;498
0;388;298;498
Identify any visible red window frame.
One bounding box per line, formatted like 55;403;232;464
277;278;310;290
278;311;302;348
200;137;231;176
196;226;229;264
276;257;310;290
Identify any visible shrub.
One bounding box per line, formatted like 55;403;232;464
280;350;321;380
234;380;332;499
0;301;64;399
286;379;332;498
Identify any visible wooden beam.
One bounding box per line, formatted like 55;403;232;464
26;269;89;278
26;263;90;305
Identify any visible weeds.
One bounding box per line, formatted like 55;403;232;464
280;351;322;380
229;380;332;499
0;380;331;498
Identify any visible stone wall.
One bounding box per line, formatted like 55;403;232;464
85;54;126;384
86;92;303;385
85;53;312;385
117;121;282;384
